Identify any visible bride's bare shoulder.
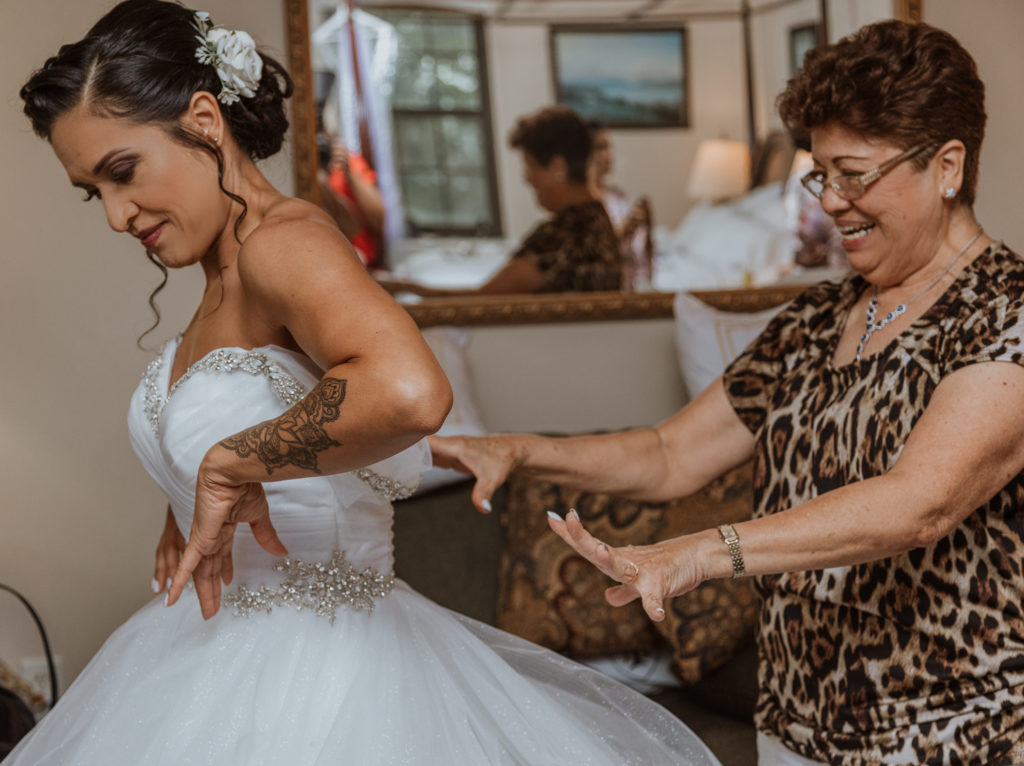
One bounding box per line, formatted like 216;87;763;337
236;195;364;293
261;195;338;230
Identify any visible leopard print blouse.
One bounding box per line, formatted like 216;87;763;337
723;242;1024;765
511;200;621;292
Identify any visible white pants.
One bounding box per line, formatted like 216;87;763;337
757;732;828;765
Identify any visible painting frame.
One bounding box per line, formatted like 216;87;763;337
788;22;822;77
549;26;689;130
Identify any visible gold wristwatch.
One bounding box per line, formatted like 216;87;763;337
717;523;745;579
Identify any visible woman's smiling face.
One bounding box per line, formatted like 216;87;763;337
811;123;947;286
49;105;229;268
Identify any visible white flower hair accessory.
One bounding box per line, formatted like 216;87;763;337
193;10;263;105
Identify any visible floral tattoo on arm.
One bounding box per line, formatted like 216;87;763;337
219;377;347;475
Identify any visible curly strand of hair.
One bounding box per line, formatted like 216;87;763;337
137;249;169;348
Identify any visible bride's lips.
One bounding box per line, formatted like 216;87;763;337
137;223;165;249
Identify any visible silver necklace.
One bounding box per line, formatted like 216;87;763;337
855;231;982;362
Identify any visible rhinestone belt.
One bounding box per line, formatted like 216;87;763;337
223;549;394;623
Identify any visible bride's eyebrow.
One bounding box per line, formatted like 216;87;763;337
70;148;134;188
91;148;131;175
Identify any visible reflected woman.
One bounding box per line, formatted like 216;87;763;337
380;106;622;296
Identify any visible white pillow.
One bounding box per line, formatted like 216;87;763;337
673;292;783;399
416;327;488;494
654;199;795;290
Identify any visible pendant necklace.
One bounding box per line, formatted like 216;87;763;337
855;230;983;363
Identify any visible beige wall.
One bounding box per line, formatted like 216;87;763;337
922;0;1024;250
3;0;1023;693
0;0;290;691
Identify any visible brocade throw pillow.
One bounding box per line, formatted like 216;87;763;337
497;462;759;682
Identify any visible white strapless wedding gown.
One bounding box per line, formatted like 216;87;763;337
5;339;720;765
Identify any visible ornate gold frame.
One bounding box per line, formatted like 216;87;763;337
404;285;807;327
283;2;918;327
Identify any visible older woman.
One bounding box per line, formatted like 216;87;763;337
432;20;1024;765
381;105;621;296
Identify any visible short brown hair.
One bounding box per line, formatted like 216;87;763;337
508;105;592;184
777;20;985;206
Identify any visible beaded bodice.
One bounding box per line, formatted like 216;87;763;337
127;338;431;618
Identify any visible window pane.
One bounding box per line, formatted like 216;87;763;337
438;116;485;170
430;20;475;52
402;171;449;229
391;17;427;49
447;174;493;230
395;116;438;170
434;53;480;110
392;51;437;109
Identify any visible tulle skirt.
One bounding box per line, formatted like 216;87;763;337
5;581;720;765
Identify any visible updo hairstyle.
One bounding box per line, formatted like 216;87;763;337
509;106;593;184
20;0;293;161
777;20;985;206
19;0;294;345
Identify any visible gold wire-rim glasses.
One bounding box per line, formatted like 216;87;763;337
800;144;931;201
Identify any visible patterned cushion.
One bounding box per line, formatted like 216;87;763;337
497;462;759;681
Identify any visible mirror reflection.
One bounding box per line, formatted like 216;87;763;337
304;1;899;298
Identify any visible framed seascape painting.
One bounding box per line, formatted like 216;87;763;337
550;27;688;129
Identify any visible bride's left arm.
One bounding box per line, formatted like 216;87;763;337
168;216;452;618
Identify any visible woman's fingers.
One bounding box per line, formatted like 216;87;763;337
153;554;166;595
167;543;201;607
605;583;640;606
221;545;234;587
192;556;222;620
429;435;520;515
551;510;672;622
640;592;667;622
250;514;288;556
471;478;498;514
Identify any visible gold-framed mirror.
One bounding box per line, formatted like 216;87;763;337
284;0;921;326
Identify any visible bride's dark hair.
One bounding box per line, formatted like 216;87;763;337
19;0;294;343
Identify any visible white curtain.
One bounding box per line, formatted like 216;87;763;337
313;8;406;243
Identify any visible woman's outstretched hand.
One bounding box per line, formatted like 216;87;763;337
166;448;288;619
428;434;523;514
546;509;706;622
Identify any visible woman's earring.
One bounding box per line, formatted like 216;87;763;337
944;187;956;199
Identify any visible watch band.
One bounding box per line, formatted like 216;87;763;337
717;523;745;579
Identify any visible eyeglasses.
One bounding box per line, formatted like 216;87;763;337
800;144;930;201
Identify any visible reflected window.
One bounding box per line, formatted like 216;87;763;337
370;9;501;236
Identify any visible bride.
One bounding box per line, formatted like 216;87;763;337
8;1;719;763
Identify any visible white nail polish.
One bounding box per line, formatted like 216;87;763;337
482;498;492;513
547;511;563;522
567;509;579;521
151;579;160;594
166;577;172;589
164;591;171;607
655;607;665;616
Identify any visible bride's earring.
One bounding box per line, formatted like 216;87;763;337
944;187;956;199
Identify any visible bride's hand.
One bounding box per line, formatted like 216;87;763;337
546;510;707;622
428;434;523;514
166;447;288;619
152;505;185;595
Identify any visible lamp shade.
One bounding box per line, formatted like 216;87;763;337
687;139;751;201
